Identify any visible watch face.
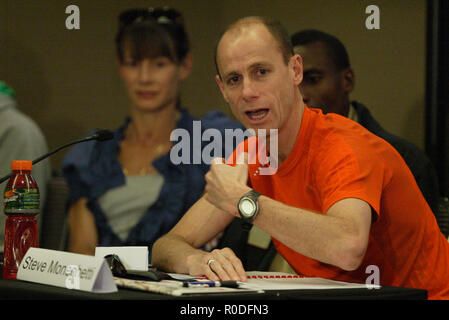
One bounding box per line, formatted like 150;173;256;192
239;198;255;218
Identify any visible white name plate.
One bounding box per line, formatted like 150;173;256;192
17;248;117;293
95;246;148;271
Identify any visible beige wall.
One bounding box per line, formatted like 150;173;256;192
0;0;427;169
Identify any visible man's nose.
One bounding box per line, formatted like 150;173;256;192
242;78;258;101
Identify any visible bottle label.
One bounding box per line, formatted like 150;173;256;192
4;187;40;214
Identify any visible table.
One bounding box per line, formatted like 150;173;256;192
0;277;429;319
0;277;427;300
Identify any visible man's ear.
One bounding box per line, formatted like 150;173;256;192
341;68;355;94
179;53;193;80
215;74;229;103
290;54;303;86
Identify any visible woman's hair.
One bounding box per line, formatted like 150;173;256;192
115;7;190;65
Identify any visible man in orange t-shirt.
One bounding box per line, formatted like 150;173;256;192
245;107;449;299
152;16;449;299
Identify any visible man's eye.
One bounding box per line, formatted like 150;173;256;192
304;75;321;85
227;76;240;85
257;68;267;75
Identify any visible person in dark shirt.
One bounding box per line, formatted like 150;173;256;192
291;29;440;214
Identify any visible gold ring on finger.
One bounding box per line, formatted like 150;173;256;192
207;259;215;267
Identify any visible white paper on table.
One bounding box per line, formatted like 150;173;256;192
167;273;199;280
114;277;264;296
239;272;378;290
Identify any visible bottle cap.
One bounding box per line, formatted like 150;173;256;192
11;160;32;171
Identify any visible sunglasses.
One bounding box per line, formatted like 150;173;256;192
104;254;171;281
118;7;183;29
104;254;128;277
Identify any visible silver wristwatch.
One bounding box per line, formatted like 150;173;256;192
238;189;261;229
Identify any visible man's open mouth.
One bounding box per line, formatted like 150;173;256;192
245;108;269;121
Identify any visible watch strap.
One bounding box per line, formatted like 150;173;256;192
245;189;261;202
242;220;253;231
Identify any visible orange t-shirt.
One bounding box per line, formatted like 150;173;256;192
230;107;449;299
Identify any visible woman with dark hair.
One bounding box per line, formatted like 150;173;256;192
62;7;242;257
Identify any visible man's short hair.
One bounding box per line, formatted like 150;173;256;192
291;29;350;71
215;16;294;78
